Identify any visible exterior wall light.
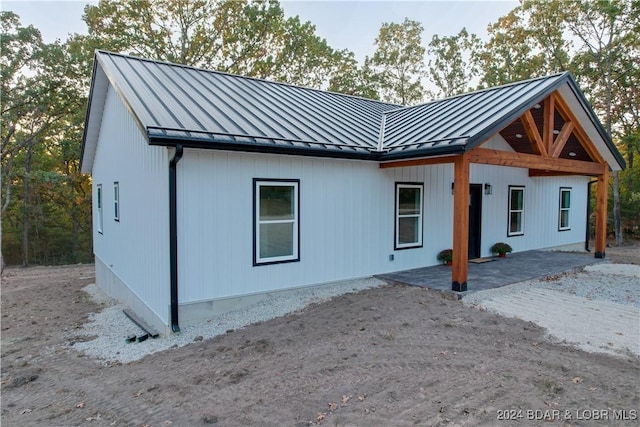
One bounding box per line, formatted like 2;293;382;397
484;183;493;195
451;182;455;195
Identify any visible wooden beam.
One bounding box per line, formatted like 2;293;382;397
528;170;582;177
380;155;457;168
521;110;547;156
549;121;575;158
469;147;605;176
451;154;469;292
594;168;609;258
543;96;555;154
552;93;606;164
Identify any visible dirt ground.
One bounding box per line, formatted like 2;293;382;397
2;243;639;426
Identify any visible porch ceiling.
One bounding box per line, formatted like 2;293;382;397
499;104;591;163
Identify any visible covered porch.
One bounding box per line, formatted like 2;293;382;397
377;250;603;294
379;82;622;292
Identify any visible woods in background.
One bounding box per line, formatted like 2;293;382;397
2;0;638;266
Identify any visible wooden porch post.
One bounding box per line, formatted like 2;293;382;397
594;167;609;258
452;154;470;291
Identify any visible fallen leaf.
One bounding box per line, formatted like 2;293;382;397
358;395;366;401
86;413;102;421
341;395;351;406
316;412;326;422
76;402;86;408
571;377;582;383
163;421;173;425
328;402;338;411
20;408;32;415
589;387;598;392
133;390;144;398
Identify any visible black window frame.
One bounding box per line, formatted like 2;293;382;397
558;187;572;231
253;178;301;266
97;184;103;234
113;181;120;222
394;182;424;250
507;185;525;237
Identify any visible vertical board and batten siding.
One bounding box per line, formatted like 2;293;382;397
92;84;170;327
474;134;589;255
176;149;456;304
176;138;589;305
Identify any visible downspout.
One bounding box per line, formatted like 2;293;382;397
169;145;183;333
585;179;596;252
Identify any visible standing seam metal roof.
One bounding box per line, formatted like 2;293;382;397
81;51;624;170
96;51;397;154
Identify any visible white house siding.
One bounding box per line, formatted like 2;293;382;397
473;135;589;255
92;84;170;331
176;141;589;308
471;163;589;256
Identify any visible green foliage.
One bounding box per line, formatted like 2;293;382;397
426;28;483;99
490;242;513;255
437;249;453;264
1;12;92;266
366;18;425;105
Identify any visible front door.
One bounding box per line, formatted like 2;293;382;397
468;184;482;259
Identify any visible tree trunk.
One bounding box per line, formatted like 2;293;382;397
612;170;622;246
22;147;33;267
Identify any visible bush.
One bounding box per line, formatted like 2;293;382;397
490;242;513;255
437;249;453;263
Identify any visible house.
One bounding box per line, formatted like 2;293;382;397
80;51;625;335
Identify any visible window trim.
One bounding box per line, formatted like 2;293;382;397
394;182;424;250
253;179;300;266
507;185;525;237
558;187;572;231
113;181;120;222
97;184;103;234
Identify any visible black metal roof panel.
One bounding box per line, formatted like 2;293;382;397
81;51;624;171
95;51;399;152
381;73;568;155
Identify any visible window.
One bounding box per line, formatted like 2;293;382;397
508;186;525;236
559;187;571;231
97;184;103;234
113;182;120;221
254;179;299;265
395;183;423;249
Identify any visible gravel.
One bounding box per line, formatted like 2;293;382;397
72;277;387;365
73;263;640;364
462;263;640;358
462;262;640;308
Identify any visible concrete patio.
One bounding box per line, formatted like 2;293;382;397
377;250;604;296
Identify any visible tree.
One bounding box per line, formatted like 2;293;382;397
426;28;483;99
562;0;640;245
477;9;549;87
366;18;426;105
327;53;379;99
1;12;92;266
80;0;350;89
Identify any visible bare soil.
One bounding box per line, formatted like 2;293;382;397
1;245;639;426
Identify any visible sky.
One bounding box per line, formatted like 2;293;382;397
3;0;518;64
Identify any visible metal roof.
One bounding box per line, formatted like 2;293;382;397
81;51;625;172
381;73;569;158
93;51;399;158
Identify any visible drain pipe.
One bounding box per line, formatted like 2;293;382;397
585;179;596;252
169;145;183;333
